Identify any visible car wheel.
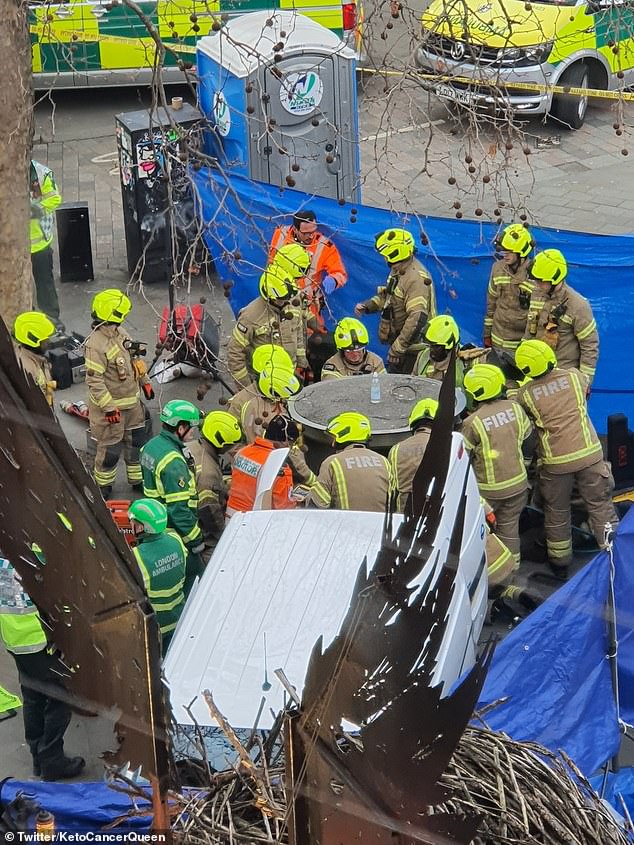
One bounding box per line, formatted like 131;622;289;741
550;63;589;130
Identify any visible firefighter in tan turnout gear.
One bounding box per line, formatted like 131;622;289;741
321;317;386;381
483;223;534;353
226;266;308;388
12;311;57;407
85;289;153;497
388;398;437;512
189;411;243;549
524;249;599;386
462;364;532;568
308;412;392;512
355;228;436;374
515;340;618;578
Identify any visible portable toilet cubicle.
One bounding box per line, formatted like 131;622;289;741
197;11;360;202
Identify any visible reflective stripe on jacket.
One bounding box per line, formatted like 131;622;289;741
85;324;145;412
484;258;531;350
517;366;602;473
524;282;599;384
132;531;187;635
141;430;202;547
226;437;295;513
309;444;392;512
462;398;531;498
30;160;62;253
0;560;47;654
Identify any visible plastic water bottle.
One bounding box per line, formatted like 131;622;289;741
370;372;381;404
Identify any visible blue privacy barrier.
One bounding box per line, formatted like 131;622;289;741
478;508;634;776
192;166;634;429
0;780;152;832
590;767;634;821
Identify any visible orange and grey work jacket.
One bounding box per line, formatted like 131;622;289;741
269;225;347;329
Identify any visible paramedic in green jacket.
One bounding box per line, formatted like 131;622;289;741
140;399;205;596
128;499;187;654
0;558;85;780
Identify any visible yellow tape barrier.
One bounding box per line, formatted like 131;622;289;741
30;23;198;53
360;65;634;103
28;24;634;101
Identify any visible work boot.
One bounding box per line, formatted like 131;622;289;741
41;755;86;781
548;561;570;581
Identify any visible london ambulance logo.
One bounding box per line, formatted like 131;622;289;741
280;71;324;116
213;91;231;137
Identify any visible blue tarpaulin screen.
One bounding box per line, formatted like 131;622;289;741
478;508;634;776
193;167;634;430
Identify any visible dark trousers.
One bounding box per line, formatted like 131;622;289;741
12;649;71;771
31;246;60;321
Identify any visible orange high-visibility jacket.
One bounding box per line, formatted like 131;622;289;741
226;437;295;514
269;225;347;328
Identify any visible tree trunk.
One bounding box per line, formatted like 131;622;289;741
0;0;33;326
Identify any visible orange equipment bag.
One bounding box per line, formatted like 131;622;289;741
105;499;136;547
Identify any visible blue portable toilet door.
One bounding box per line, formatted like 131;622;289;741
251;54;342;200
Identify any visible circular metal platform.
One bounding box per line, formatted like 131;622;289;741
289;374;466;451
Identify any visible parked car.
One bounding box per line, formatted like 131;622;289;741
414;0;631;128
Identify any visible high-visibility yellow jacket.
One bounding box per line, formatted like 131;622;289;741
0;560;47;655
30;160;62;254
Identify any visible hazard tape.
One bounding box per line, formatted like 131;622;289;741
28;24;634;101
29;23;197;53
360;66;634;103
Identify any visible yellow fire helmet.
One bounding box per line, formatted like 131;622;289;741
92;288;132;324
326;411;372;444
259;265;296;301
251;344;294;375
424;315;460;350
13;311;56;349
497;223;533;258
463;363;506;403
375;228;415;264
528;249;568;285
258;365;301;400
272;243;311;279
408;397;439;428
515;339;557;379
334;317;369;350
201;411;242;449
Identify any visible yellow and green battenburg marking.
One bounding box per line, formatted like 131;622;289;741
30;0;345;75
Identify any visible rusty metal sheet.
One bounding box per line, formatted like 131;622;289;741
0;319;169;779
289;349;492;845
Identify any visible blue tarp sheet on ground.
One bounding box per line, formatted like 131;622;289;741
0;780;152;831
193;168;634;430
478;508;634;776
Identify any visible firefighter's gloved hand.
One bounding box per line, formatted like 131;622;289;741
105;409;121;425
483;336;493;348
142;382;155;400
322;275;337;295
486;510;497;532
387;348;401;365
354;303;367;317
